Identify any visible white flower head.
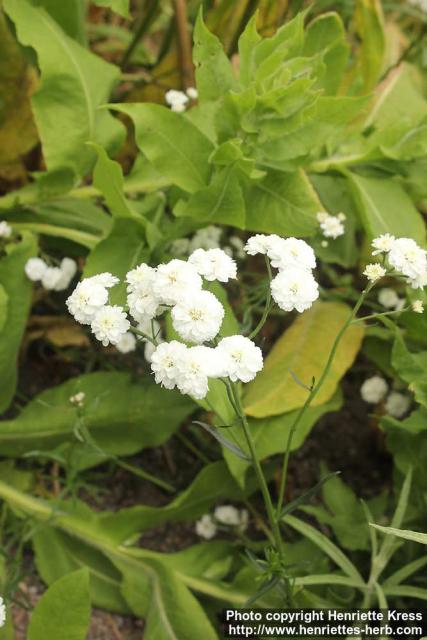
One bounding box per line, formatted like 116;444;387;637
116;331;137;354
150;340;187;390
171;290;224;344
67;277;112;325
378;288;400;309
41;266;63;291
190;226;222;251
195;514;217;539
127;290;160;323
319;215;345;239
189;248;237;282
154;259;202;305
385;392;411;418
170;238;190;257
0;221;12;238
360;376;388;404
267;237;316;271
175;345;211;399
363;263;387;283
165;89;189;112
229;236;245;259
217;335;263;383
270;267;319;312
372;233;395;256
88;273;119;288
408;271;427;290
186;86;198;100
54;257;78;291
25;257;48;282
91;305;130;347
70;392;85;408
412;300;424;313
388;238;427;281
0;596;6;627
244;234;272;256
126;263;156;294
214;505;241;526
316;211;329;223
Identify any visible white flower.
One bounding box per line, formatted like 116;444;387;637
88;273;119;288
229;236;245;259
70;392;85;408
186;87;198;100
270;267;319;312
171;290;224;344
126;263;157;294
25;257;48;281
244;234;271;256
150;340;187;390
217;335;263;383
91;305;130;346
321;240;328;248
360;376;388;404
174;346;211;399
189;248;237;282
412;300;424;313
170;238;191;257
385;392;411;418
378;288;400;309
372;233;395;256
165;89;189;112
127;290;160;323
190;226;222;251
0;221;12;238
214;505;241;526
319;215;345;239
116;331;137;354
267;237;316;271
363;263;387;283
154;259;202;305
316;211;328;223
388;238;427;280
41;266;63;290
54;257;78;291
408;271;427;290
144;341;156;363
67;277;112;325
195;514;217;539
0;596;6;627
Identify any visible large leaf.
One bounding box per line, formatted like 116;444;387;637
0;372;194;458
33;0;87;43
4;0;124;178
27;568;91;640
0;232;36;412
89;143;138;219
352;0;385;92
109;104;214;193
347;173;426;242
244;301;364;417
304;13;349;95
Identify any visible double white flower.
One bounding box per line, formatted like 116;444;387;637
25;256;77;291
368;235;427;292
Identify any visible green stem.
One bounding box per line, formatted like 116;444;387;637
352;307;409;324
248;257;273;340
129;325;158;346
276;284;374;516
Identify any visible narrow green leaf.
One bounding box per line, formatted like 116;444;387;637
371;524;427;546
281;472;340;518
193;421;250;461
89;143;137;219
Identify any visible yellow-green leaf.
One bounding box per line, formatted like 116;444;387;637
243;301;364;418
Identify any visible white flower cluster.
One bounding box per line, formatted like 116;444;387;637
195;505;249;540
165;87;198;112
25;257;77;291
360;376;411;418
366;235;427;291
316;212;345;240
170;225;245;261
0;221;12;238
244;234;319;313
69;391;85;408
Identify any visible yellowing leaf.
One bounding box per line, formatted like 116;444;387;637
243;301;364;418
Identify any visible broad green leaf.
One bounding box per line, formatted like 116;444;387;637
89;143;137;219
0;233;36;412
352;0;385;92
238;13;261;87
4;0;124;178
92;0;130;18
32;0;87;43
109;104;214;193
347;173;426;243
304;13;349;95
0;285;8;333
370;524;427;546
244;170;320;237
84;218;147;305
28;568;91;640
244;301;364;417
253;11;305;73
193;11;236;102
0;372;193;458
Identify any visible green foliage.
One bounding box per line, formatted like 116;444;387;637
92;0;130;19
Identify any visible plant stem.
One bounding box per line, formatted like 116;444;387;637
173;0;194;88
121;0;158;66
248;257;273;340
129;325;158;346
352;307;409;324
276;284;374;516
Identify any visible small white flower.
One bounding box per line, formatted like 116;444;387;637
267;237;316;271
408;271;427;290
25;257;48;281
412;300;424;313
385;392;411;418
165;89;189;112
67;277;111;325
91;305;130;347
214;505;241;526
217;335;263;383
41;266;63;290
150;340;187;390
337;213;346;221
378;288;400;309
229;236;245;259
88;273;119;288
170;238;191;257
116;331;137;354
175;346;211;399
372;233;395;256
189;248;237;282
195;514;217;539
316;211;329;223
0;596;6;627
388;238;427;280
363;263;387;283
154;259;202;305
126;263;157;294
319;215;345;239
270;267;319;312
186;87;198;100
190;226;222;251
171;290;224;344
321;240;329;248
0;221;12;238
127;290;160;323
70;392;85;407
54;257;78;291
244;234;271;256
360;376;388;404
